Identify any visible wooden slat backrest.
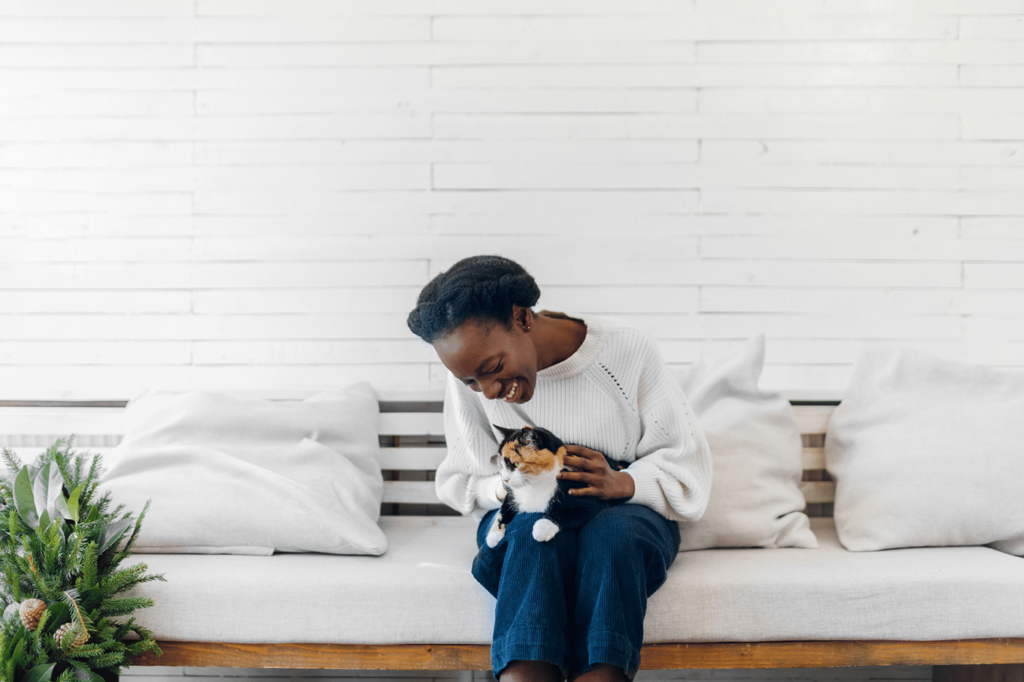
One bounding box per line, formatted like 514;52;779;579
0;394;839;515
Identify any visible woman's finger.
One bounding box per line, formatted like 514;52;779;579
565;444;599;459
562;454;596;471
569;485;599;497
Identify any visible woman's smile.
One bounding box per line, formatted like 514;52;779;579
503;379;518;402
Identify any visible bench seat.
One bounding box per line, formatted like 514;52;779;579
126;517;1024;646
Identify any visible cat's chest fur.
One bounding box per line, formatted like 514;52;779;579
508;466;560;513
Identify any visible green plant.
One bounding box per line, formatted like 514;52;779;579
0;437;164;682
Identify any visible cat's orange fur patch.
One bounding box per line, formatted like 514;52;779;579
501;441;565;476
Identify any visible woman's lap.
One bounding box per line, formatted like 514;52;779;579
472;504;681;681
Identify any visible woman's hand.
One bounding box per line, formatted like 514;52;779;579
558;445;635;501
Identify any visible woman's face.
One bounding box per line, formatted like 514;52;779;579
433;309;537;404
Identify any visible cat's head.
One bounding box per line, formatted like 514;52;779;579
492;424;567;488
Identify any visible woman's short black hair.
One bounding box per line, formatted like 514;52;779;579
407;255;541;344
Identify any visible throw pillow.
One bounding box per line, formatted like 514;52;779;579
824;345;1024;556
100;382;387;556
675;334;818;550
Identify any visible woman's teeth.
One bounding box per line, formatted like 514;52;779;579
503;380;518;402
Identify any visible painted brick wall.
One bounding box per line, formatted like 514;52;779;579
1;0;1022;400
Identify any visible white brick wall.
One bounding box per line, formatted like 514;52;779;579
1;0;1022;401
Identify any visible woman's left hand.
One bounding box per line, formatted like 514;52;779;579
558;445;635;501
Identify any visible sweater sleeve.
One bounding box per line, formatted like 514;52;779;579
622;336;714;523
435;372;505;515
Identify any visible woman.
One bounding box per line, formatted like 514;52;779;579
406;255;712;682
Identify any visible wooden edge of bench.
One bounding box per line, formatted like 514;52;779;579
130;639;1024;671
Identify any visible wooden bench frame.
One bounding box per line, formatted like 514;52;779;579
1;392;1022;682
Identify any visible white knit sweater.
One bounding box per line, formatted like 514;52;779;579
436;314;713;523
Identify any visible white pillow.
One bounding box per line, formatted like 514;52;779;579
675;334;818;550
825;345;1024;556
100;382;388;556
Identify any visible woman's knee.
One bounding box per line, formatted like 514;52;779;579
577;505;680;578
582;505;678;548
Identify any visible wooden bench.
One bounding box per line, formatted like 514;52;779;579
1;392;1021;682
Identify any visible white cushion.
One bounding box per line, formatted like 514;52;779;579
824;345;1024;555
675;334;817;550
100;382;387;556
126;517;1024;644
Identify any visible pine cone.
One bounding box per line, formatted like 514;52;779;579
18;599;45;631
54;622;89;649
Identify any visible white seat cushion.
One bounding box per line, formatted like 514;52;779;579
128;517;1024;645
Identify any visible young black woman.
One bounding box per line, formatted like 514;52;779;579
406;255;712;682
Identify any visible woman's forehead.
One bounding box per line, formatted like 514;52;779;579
434;320;507;373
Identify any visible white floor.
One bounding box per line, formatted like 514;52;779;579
122;665;933;682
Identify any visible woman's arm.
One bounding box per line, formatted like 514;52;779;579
622;334;714;523
435;373;506;515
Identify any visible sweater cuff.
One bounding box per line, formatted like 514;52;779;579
476;475;503;511
622;464;664;515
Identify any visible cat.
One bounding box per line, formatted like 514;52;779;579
485;424;629;547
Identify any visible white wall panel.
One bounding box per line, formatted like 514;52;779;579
0;0;1022;403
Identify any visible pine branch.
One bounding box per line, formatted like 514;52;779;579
115;500;150;560
87;652;121;668
60;590;91;634
124;638;161;658
1;448;23;479
78;542;98;593
79;454;108;520
110;618;134;641
98;564;149;598
99;597;152;618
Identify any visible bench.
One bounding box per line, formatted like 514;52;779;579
1;391;1022;682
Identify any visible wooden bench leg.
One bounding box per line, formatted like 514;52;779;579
934;665;1024;682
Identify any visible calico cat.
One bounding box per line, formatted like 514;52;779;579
485;424;629;547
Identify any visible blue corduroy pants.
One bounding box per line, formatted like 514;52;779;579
472;504;681;681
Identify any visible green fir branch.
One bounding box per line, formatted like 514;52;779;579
1;448;23;479
98;565;148;598
98;597;152;618
114;500;151;561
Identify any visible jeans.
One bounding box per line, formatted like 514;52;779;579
471;504;682;681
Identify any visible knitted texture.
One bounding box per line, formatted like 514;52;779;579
437;315;713;523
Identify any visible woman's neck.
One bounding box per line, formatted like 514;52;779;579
532;311;587;371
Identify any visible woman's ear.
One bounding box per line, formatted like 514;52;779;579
512;304;532;332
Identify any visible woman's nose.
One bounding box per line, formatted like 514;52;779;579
482;379;503;401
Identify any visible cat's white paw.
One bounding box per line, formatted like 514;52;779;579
486;521;506;548
532;518;560;542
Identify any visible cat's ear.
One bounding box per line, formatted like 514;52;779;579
520;425;538;445
493;424;518;440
